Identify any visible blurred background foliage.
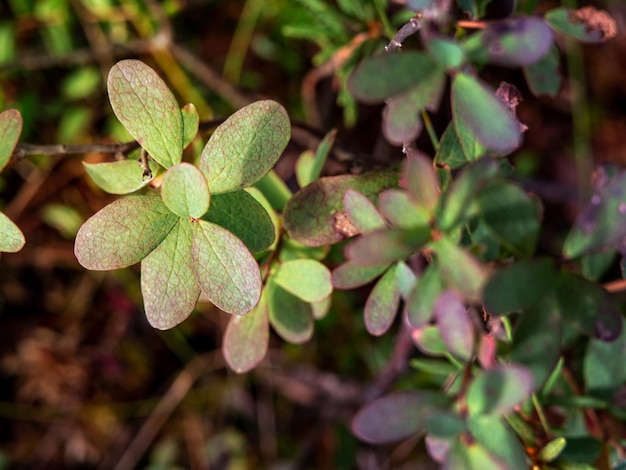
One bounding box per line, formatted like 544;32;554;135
0;0;625;468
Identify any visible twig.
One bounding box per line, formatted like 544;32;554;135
386;15;422;52
112;351;224;470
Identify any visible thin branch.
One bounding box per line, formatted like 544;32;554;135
386;15;422;52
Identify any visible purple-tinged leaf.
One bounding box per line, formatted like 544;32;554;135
432;236;488;303
141;219;200;329
467;365;534;417
434;291;475;362
425;435;451;464
108;60;183;168
273;259;332;303
223;291;269;373
545;7;617;44
563;170;626;258
295;129;336;188
75;195;178;270
482;17;554;66
161;163;210;219
0;211;25;253
554;273;622;342
346;227;429;267
203;190;275;253
378;189;430;228
382;68;445;145
407;264;444;328
483;258;556;314
199;100;290;194
332;261;388;289
192;220;262;315
311;295;331;320
452;73;523;154
352;391;448;444
523;45;561;97
348;52;437;103
284;170;399;246
181;103;199;149
0;109;22;171
267;280;313;344
404;150;440;214
343;189;386;234
83;159;159;195
365;264;401;336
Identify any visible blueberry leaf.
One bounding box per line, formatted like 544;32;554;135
467;365;534;417
83;159;159;194
161;163;210;219
108;60;183;169
0;109;22;172
273;259;332;303
365;263;402;336
181;103;199;148
0;211;25;253
267;279;314;344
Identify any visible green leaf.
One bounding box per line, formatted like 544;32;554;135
199;100;290;194
161;163;210;218
75;195;178;270
0;211;25;253
483;258;556;314
435;291;475;362
477;180;542;257
554;273;622;341
331;261;388;289
404;150;440;214
108;60;183;168
253;170;292;212
348;51;438;103
427;37;466;69
343;189;386;233
284;169;400;246
395;261;417;300
181;103;199;148
437;158;501;231
141;219;200;329
223;290;269;373
452;73;523;154
203;190;275;253
378;189;430;229
435;122;479;169
83;159;159;194
432;236;488;303
412;325;449;357
0;109;22;171
467;365;534;417
426;412;467;439
191;220;262;315
563;170;626;258
382;68;445;145
469;415;529;470
273;259;332;303
352;391;448;444
295;129;336;187
346;227;429;267
537;437;567;463
523;44;561;97
481;17;554;66
445;436;508;470
583;319;626;398
365;264;401;336
407;264;444;328
267;279;313;343
545;7;616;43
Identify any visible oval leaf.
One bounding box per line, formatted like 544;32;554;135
545;7;617;43
379;189;430;229
161;163;210;218
83;159;159;195
182;103;199;148
223;291;269;373
273;259;332;303
444;437;508;470
352;391;448;444
0;109;22;171
108;60;183;168
346;227;429;267
141;220;200;329
199;100;290;194
434;291;475;362
482;17;554;66
267;280;313;344
469;414;529;470
584;319;626;398
332;261;388;289
203;190;275;253
348;52;437;103
523;44;561;97
343;189;386;234
406;264;444;328
452;73;522;154
365;264;402;336
467;365;534;417
191;220;262;315
404;149;439;214
284;170;400;246
75;195;178;270
0;211;25;253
